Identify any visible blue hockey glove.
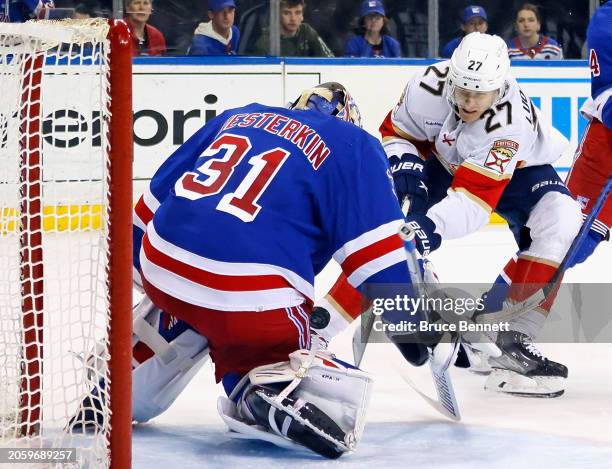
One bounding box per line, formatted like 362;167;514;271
568;226;609;267
388;153;428;214
403;214;442;256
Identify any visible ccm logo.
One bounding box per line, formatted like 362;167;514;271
406;220;431;256
391;161;424;173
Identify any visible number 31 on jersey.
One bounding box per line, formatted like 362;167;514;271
175;133;290;222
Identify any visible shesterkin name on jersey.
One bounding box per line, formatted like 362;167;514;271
220;112;331;170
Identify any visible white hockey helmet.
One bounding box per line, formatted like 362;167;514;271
446;32;510;104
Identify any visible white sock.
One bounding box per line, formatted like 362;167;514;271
508;310;547;339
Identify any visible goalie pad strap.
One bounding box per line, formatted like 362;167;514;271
133;296;178;365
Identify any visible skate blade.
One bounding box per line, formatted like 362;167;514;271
462;346;492;375
484;369;565;398
468;366;492;376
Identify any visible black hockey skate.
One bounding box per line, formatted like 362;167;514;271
485;330;568;398
66;383;106;433
243;384;351;459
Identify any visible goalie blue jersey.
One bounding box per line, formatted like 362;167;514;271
133;103;410;311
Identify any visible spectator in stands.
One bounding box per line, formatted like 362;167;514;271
73;3;95;19
0;0;55;22
344;0;401;58
125;0;166;56
507;3;563;60
188;0;240;55
440;5;488;58
252;0;334;57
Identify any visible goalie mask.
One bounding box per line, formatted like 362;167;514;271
290;82;362;128
446;32;510;107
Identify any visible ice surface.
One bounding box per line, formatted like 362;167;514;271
133;226;612;468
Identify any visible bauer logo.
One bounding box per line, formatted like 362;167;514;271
531;179;565;192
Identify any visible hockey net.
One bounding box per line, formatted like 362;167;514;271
0;19;132;468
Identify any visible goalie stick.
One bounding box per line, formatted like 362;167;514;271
476;175;612;324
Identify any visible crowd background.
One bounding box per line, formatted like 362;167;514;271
2;0;597;59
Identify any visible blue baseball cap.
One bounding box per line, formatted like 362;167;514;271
208;0;235;12
361;0;386;18
462;5;487;23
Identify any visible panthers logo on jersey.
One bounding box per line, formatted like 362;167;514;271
484;139;519;174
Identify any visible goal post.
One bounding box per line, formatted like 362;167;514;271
0;18;133;468
107;19;133;469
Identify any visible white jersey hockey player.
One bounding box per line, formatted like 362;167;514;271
317;32;582;397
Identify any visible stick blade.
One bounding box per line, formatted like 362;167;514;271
352;309;375;367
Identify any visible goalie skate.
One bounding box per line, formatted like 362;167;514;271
243;384;353;459
485;331;567;398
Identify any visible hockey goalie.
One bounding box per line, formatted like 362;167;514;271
69;82;432;458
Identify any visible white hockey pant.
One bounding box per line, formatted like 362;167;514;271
523;191;582;263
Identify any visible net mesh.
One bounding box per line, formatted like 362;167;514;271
0;18;114;468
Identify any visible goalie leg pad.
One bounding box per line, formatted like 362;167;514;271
132;305;210;423
217;395;304;451
218;350;372;457
270;350;372;444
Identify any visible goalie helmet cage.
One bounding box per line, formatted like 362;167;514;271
0;19;132;469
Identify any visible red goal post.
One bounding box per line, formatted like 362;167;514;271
0;18;132;468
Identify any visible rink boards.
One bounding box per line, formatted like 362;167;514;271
0;58;591;230
128;57;589;182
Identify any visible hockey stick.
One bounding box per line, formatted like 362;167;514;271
353;199;412;367
351;224;462;420
477;175;612;324
398;225;462;421
390;333;462;421
387;334;461;421
352;306;375;368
